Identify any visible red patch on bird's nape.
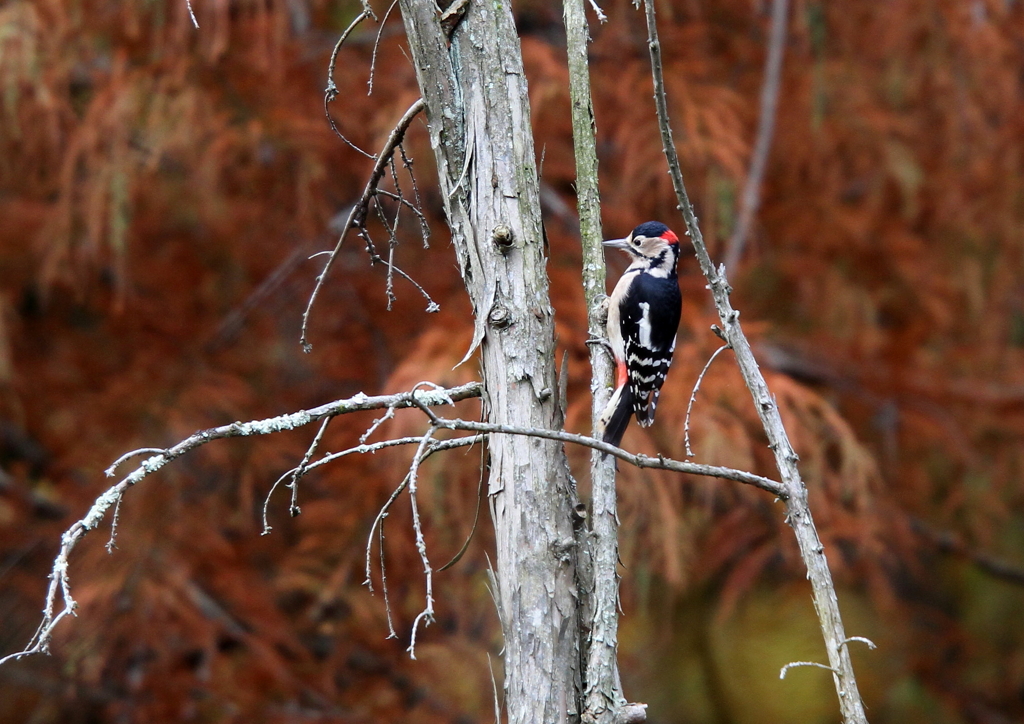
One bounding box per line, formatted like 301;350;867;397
661;229;680;245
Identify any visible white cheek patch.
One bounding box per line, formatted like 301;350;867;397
638;302;652;349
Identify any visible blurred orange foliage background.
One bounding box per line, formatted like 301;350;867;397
1;0;1024;722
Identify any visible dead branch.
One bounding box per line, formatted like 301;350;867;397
684;344;730;458
398;145;431;246
310;0;469;354
0;382;482;667
1;365;787;670
285;417;332;517
360;227;439;313
301;97;429;352
404;426;438;658
368;0;399;96
415;414;787;497
325;8;377;159
641;2;868;722
363;434;485;590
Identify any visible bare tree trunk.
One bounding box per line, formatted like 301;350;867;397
562;1;633;722
397;1;583;721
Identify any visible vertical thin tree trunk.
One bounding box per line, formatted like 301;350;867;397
397;2;583;721
562;1;632;722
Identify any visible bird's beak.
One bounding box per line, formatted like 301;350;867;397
602;237;631;251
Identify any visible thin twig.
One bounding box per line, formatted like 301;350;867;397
362;435;484;589
287;417;333;517
684;344;731;458
387;153;403;230
363;433;484;646
366;472;406;593
378;502;397;638
360;221;439;312
359;227;381;260
372;209;398;310
360;406;396;444
722;0;790;272
387;259;438;310
374;155;403;309
431;417;786;497
359;0;377;17
842;636;877;650
406;427;438;659
325;10;377;159
105;494;124;552
375;188;430;237
261;469;292;535
314;435;463;473
105;448;166;477
780;661;837;680
301;98;427;352
368;0;399;96
325;107;376;159
398;144;430;247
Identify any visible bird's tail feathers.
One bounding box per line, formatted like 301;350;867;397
600;384;634;448
634;389;661;427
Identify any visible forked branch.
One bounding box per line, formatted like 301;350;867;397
301;97;431;353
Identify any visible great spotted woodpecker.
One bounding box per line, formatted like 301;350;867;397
599;221;682;447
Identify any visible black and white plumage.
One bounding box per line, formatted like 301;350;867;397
599;221;682;447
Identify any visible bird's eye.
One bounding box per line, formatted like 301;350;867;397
632;237;642;246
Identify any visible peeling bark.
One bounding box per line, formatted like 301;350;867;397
397;1;583;720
